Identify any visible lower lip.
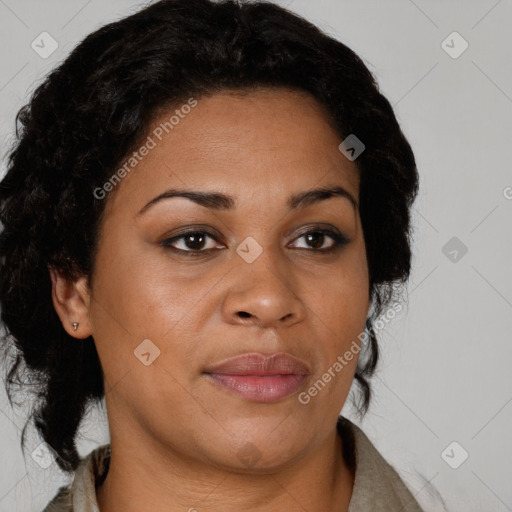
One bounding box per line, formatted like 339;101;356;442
206;374;307;403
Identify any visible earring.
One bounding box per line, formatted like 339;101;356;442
72;322;79;331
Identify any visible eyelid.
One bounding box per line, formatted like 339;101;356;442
160;229;224;253
288;226;349;251
159;223;349;256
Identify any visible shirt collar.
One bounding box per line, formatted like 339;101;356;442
69;443;110;512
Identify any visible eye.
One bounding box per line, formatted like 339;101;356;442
160;230;222;256
160;226;349;257
290;228;349;253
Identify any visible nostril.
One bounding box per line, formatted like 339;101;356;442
238;311;251;318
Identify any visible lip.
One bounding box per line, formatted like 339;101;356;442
203;352;310;403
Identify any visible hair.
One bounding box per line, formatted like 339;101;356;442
0;0;419;473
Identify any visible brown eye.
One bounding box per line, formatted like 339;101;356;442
161;230;221;255
290;228;349;253
304;232;327;249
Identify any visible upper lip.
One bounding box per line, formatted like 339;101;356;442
204;352;310;376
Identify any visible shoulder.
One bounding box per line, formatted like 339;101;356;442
41;443;111;512
337;416;425;512
41;484;72;512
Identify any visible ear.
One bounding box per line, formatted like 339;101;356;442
48;266;92;339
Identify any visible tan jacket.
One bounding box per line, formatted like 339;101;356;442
42;416;424;511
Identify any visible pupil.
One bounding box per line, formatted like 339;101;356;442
307;232;323;249
187;233;204;249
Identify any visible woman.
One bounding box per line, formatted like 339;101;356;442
0;0;427;510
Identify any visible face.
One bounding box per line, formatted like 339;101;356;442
80;88;369;472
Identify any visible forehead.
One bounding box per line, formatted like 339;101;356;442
105;87;360;216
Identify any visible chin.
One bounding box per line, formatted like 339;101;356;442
200;420;311;473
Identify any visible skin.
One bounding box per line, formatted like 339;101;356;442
50;87;370;512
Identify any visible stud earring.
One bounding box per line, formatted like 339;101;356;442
72;322;79;331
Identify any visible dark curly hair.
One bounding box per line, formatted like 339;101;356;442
0;0;419;473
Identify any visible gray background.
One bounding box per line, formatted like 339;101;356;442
1;1;511;511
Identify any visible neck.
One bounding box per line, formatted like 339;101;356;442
96;422;354;512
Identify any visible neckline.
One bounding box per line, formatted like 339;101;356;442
90;415;359;511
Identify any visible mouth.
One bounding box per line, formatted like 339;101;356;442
203;352;310;403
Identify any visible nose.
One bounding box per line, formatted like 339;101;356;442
221;246;306;329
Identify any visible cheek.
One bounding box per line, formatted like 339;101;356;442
89;237;225;384
88;251;206;426
304;281;367;367
307;252;369;335
91;230;196;338
300;246;369;382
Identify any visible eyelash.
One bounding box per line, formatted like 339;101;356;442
160;227;350;257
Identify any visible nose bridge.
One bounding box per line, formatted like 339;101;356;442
241;239;289;289
223;236;304;326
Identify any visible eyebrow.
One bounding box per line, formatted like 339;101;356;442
136;185;358;217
